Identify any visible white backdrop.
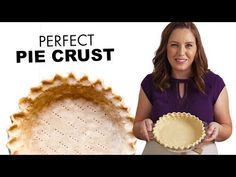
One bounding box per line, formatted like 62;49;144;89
0;22;235;155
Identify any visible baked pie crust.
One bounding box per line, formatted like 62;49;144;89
7;73;136;154
153;112;206;152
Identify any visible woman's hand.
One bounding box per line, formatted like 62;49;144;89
133;119;154;142
204;122;221;143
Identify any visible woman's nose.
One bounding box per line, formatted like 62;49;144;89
178;46;185;56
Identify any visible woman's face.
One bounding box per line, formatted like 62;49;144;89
167;28;197;77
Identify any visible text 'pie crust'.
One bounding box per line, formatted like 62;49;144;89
7;73;136;154
153;112;206;151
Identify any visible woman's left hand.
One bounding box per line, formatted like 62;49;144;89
204;122;221;142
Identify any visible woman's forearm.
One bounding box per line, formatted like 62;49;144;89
215;124;232;142
133;121;145;140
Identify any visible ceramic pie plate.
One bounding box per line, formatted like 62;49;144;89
153;112;206;152
7;73;136;154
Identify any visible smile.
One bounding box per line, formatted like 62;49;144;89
175;58;187;63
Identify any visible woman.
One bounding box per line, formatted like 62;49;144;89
133;22;232;154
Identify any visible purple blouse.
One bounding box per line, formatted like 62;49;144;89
141;71;225;124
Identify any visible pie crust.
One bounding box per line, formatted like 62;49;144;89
7;73;136;154
153;112;206;151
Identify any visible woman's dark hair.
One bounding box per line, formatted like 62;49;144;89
152;22;208;93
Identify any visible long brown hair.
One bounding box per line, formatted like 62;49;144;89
152;22;208;93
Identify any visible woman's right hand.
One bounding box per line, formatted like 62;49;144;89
134;119;154;142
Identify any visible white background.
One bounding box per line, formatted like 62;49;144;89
0;22;235;155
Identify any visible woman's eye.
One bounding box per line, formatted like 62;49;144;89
186;44;193;48
171;44;178;47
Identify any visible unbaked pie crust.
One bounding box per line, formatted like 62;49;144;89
153;112;206;152
7;73;136;154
